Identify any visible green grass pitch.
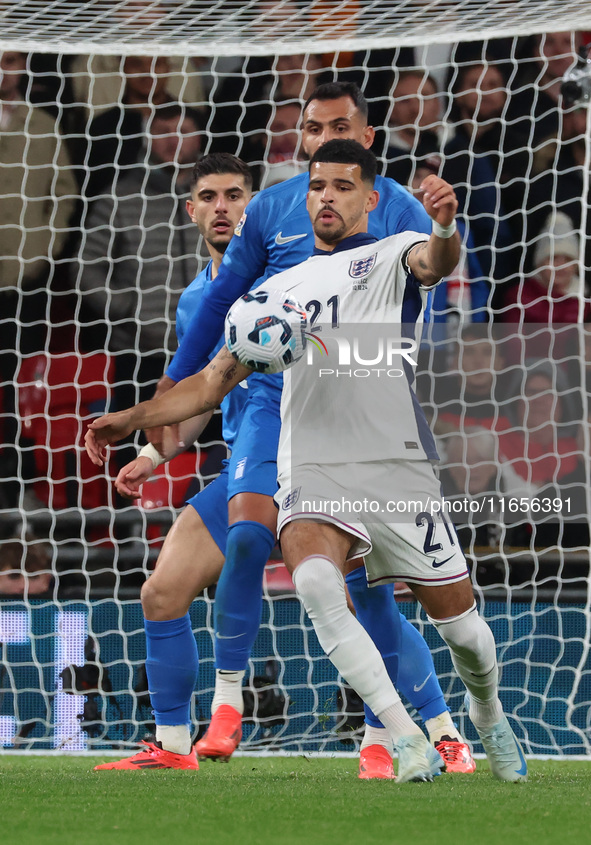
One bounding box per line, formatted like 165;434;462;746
1;756;590;845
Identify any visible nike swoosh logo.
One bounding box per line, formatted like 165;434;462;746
432;554;454;569
275;231;308;245
215;632;245;640
514;737;528;777
413;672;433;693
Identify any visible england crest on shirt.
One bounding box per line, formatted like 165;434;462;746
282;486;301;510
349;253;376;279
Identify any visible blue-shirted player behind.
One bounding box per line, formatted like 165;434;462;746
94;153;253;770
131;84;474;776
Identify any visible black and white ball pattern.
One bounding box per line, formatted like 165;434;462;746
225;288;308;373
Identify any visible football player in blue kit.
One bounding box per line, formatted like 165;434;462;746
95;84;474;775
94;153;253;770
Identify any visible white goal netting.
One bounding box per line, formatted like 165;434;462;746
1;1;589;56
1;1;591;756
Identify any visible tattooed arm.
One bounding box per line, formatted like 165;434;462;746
407;174;460;287
85;346;251;466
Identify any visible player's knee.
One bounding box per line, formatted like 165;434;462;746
226;521;255;560
292;557;345;618
141;575;189;621
293;557;365;658
224;520;275;577
140;577;165;619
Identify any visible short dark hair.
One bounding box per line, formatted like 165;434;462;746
190;153;253;192
303;81;369;121
309;139;377;186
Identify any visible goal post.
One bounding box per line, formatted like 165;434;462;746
1;0;591;756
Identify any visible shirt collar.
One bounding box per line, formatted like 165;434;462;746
312;232;379;256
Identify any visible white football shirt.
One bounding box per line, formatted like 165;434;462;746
264;231;438;469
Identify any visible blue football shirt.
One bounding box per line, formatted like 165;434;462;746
175;262;247;450
167;172;432;383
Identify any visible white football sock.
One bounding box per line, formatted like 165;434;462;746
378;703;424;744
430;603;503;730
360;724;393;753
212;669;245;715
424;711;464;744
292;556;421;744
156;724;192;756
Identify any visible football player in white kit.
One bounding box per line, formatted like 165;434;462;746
86;140;527;783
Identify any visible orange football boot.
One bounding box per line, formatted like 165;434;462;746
94;741;199;770
434;737;477;773
194;705;242;761
358;744;395;780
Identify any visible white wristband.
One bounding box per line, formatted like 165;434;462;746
432;219;457;239
138;443;165;469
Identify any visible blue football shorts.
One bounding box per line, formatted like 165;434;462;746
226;382;281;501
187;461;230;555
187;383;282;551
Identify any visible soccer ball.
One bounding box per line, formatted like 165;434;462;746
225;288;308;373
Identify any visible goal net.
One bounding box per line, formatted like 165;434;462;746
1;0;591;757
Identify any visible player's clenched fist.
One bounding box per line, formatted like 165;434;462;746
419;174;458;226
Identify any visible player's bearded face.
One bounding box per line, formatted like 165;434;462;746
312;210;347;243
307;162;375;245
301;96;375;157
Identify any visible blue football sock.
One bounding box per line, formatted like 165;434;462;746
345;568;401;729
214;520;275;671
345;568;449;727
397;615;449;722
144;614;198;726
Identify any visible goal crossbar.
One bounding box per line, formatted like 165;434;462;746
1;0;591;57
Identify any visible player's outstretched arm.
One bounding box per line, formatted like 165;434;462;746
408;175;460;287
85;347;251;466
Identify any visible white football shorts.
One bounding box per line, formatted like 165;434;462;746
275;459;469;586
